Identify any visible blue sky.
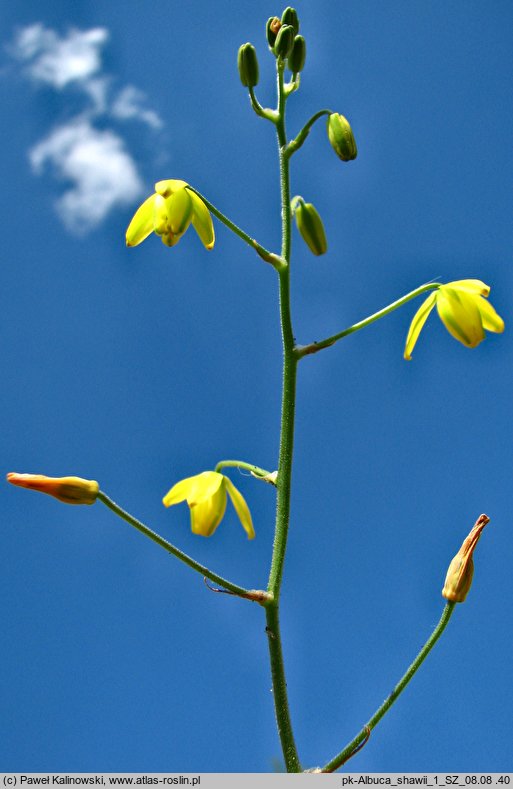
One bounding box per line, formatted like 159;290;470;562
1;0;512;773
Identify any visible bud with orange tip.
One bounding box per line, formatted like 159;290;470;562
442;514;489;603
7;472;99;505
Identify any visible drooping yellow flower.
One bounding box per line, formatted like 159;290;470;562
404;279;504;360
7;472;99;505
163;471;254;539
126;179;215;250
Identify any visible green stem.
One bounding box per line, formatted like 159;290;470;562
295;282;441;359
268;274;297;595
284;75;300;97
265;603;300;771
249;86;278;123
265;60;302;774
285;109;332;159
186;186;285;271
214;459;275;482
323;602;456;772
98;491;258;600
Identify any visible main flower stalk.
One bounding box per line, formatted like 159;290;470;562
265;59;301;773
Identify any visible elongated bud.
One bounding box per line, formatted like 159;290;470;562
442;514;489;603
274;24;295;59
266;17;281;49
288;35;306;73
7;472;99;505
293;197;327;256
327;113;358;161
281;7;299;35
237;43;259;88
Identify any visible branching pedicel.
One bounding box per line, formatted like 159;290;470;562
7;8;504;772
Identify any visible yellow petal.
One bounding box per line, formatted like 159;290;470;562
167;189;193;235
126;194;157;247
162;471;225;508
190;484;227;536
447;279;490;297
188;190;215;250
162;474;199;507
403;291;437;360
224;477;255;539
153;193;169;235
437;288;485;348
187;471;225;504
154;179;188;197
476;297;505;334
153;193;189;247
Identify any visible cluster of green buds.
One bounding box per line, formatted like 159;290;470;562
267;8;306;73
237;7;306;87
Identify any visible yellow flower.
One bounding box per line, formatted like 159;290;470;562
163;471;254;539
404;279;504;360
7;472;99;505
126;179;215;250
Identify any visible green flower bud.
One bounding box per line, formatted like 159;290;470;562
293;198;327;256
281;7;299;34
274;24;295;59
266;17;281;49
288;35;306;73
327;113;358;161
237;43;259;88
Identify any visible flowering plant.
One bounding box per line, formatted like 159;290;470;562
8;7;504;772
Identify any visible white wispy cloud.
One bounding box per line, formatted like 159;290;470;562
30;119;144;235
7;23;164;234
111;85;163;130
12;24;108;89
